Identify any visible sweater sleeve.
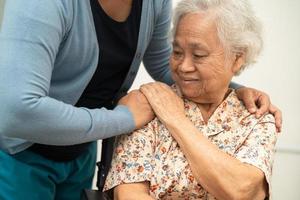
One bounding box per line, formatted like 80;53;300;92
229;82;244;89
0;0;135;146
142;0;174;85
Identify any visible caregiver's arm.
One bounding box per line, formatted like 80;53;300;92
0;1;152;145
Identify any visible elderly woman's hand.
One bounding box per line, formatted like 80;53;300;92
140;82;185;125
236;87;282;132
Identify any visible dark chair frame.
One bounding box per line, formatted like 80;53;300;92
82;137;116;200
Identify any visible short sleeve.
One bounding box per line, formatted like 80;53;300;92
235;114;278;198
103;119;158;191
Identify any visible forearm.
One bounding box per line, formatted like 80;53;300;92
114;182;154;200
114;193;154;200
0;96;135;145
165;118;266;200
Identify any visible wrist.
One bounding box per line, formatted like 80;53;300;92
161;114;187;126
163;116;191;130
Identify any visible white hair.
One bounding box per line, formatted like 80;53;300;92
172;0;263;73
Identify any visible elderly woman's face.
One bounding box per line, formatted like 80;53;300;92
170;13;241;102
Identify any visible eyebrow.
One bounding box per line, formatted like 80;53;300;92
189;43;208;50
173;41;209;51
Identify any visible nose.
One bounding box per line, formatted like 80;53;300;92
178;56;195;73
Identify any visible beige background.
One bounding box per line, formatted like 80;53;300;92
95;0;300;199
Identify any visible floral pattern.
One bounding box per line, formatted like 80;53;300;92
104;87;278;199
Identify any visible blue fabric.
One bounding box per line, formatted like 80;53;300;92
229;82;243;89
0;142;97;200
0;0;173;154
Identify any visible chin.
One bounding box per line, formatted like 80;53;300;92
179;86;200;99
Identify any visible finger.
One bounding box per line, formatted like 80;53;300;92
159;83;175;94
274;111;282;133
241;92;257;114
140;82;156;90
140;85;155;99
142;83;166;97
140;84;162;105
140;82;158;90
152;82;168;92
255;94;270;118
269;105;282;132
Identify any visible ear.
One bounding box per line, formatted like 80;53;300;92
231;52;246;74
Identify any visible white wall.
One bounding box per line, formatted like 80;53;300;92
96;0;300;199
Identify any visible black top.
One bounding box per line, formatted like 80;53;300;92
76;0;142;109
28;0;143;162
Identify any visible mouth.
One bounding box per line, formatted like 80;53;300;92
180;78;199;83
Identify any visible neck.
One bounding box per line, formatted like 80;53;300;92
98;0;133;22
193;88;232;123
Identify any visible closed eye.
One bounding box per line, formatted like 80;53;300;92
193;54;206;59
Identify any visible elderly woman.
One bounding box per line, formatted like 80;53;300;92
103;0;278;199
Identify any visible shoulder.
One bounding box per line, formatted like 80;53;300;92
226;91;260;126
2;0;89;34
2;1;64;35
229;91;276;137
3;0;69;18
259;113;275;124
231;91;275;123
230;90;254;117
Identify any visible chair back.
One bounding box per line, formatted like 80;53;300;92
96;137;116;192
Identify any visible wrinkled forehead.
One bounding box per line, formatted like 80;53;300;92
176;12;217;35
174;12;221;49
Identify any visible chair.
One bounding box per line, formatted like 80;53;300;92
82;137;115;200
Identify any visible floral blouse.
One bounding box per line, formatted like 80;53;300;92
104;88;278;199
